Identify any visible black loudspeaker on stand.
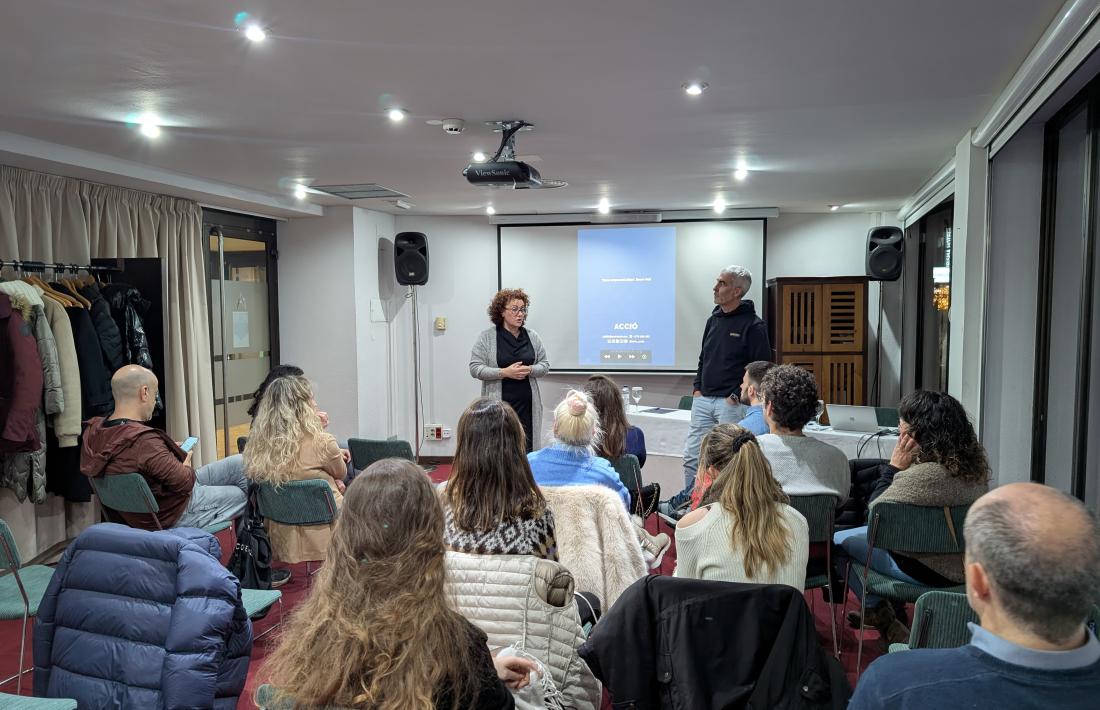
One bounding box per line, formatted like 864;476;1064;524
394;232;429;285
866;226;904;281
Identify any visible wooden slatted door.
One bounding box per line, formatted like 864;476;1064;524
822;355;864;405
780;283;822;352
822;283;865;352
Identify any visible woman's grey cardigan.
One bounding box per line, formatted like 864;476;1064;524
469;326;551;449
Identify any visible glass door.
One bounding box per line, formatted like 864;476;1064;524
913;200;953;392
204;209;279;459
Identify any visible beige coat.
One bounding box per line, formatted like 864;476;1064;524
539;485;647;608
36;289;82;446
267;433;345;564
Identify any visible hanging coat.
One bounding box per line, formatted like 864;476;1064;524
102;282;163;413
78;282;126;373
0;295;51;501
64;304;114;417
0;293;43;452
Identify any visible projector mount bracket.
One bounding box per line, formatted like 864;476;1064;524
485;120;533;162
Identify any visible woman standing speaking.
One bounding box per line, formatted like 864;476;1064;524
469;288;550;451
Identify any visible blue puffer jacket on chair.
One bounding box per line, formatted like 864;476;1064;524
33;523;253;708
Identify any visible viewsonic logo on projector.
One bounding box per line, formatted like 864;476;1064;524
464;160;543;189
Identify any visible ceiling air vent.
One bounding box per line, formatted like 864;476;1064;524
309;184;409;200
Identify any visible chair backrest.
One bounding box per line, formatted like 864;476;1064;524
868;502;970;555
677;395;694;411
787;494;839;544
92;473;161;528
255;480;338;526
875;407;900;428
610;454;642;492
346;438;414;471
256;684;352;710
0;517;22;570
907;591;978;649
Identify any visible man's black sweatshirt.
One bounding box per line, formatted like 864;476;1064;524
692;299;772;398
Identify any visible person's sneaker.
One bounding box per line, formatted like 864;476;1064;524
271;568;292;589
640;530;672;569
657;498;689;521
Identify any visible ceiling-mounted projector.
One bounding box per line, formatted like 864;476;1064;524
463;120;565;189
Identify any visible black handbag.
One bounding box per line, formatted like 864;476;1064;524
227;494;273;591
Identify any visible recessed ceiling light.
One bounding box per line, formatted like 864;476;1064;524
472;151;487;162
734;168;748;181
682;82;709;96
388;108;407;123
486;205;496;215
713;196;727;214
830;204;840;211
137;116;161;139
294;184;308;199
597;197;611;215
243;24;267;42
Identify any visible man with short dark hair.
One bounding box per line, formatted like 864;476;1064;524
80;365;249;531
850;483;1100;709
659;265;771;517
736;360;775;436
757;364;848;500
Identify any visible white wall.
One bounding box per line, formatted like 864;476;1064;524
278;210;895;456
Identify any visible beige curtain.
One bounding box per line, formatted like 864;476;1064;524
0;165;216;557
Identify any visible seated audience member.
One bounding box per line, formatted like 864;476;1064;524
756;364;849;500
260;459;538;709
244;375;346;563
736;360;776;436
247;364;352;476
849;483;1100;709
80;365;248;531
529;390;670;567
686;423;740;510
836;389;991;646
441;397;557;560
584;374;647;467
675;425;808;589
528;390;631;507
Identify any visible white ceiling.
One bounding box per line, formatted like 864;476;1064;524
0;0;1065;216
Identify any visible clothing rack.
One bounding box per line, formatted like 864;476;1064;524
0;259;121;274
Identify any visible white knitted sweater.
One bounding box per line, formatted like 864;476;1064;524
758;433;850;502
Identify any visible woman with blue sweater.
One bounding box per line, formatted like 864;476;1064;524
528;390;669;567
528;390;630;507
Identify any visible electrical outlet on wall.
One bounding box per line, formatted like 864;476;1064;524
441;427;452;439
424;424;446;441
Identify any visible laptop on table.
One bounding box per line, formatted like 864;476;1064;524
825;404;883;433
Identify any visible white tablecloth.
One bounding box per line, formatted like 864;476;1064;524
626;407;897;461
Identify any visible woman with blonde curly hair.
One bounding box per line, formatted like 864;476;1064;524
260;459;537;709
243;375;346;563
469;288;550;451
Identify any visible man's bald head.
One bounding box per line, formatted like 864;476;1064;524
111;365;157;404
965;483;1100;644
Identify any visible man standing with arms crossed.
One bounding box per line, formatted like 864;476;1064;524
659;265;772;518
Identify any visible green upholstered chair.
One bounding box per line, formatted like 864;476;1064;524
677;395;694;411
346;438;414;472
0;693;77;709
242;588;284;640
610;454;652;517
887;590;976;653
254;480;338;576
90;473;232;535
875;407;900;428
846;502;971;674
788;494;840;657
256;684;356;709
0;519;56;695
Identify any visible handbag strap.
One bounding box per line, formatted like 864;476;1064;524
942;506;959;549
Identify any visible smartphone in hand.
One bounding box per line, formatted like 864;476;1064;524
179;437;199;453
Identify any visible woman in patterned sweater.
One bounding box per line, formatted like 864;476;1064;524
440;397;557;560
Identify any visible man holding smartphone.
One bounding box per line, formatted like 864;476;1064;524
80;365;249;531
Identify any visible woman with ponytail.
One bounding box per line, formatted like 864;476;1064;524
674;424;809;589
260;459;537;709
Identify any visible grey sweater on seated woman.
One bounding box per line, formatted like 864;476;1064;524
870;461;988;583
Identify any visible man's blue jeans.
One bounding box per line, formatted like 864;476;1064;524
833;525;927;606
175;453;249;529
674;395;745;502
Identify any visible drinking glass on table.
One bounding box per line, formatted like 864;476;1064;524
813;400;825;427
630;387;643;412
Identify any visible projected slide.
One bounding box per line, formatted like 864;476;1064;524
578;227;676;366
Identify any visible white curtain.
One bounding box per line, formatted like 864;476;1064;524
0;164;216;557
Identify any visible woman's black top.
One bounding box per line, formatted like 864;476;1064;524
497;325;535;450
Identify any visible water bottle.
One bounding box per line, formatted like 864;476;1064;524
621;386;630;408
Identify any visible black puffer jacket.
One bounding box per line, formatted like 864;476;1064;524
79;282;126;373
101;283;162;413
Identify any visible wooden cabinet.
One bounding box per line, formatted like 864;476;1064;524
766;277;868;405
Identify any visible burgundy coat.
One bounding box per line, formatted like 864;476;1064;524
0;293;44;452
